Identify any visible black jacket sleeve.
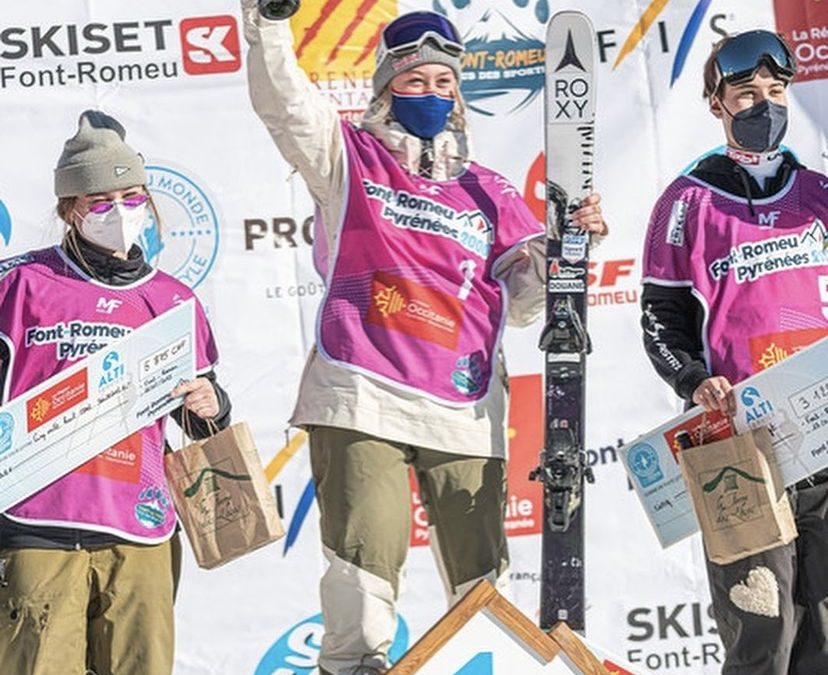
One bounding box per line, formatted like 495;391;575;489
170;369;232;440
640;282;710;402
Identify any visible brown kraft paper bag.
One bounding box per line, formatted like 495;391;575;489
678;426;797;565
165;421;285;569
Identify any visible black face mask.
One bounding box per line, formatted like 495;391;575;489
728;99;788;152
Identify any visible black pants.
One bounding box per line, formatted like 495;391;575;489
706;473;828;674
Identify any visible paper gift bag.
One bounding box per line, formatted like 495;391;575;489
678;426;797;565
165;421;284;569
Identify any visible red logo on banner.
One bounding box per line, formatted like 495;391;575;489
748;327;828;372
604;660;636;675
366;271;463;350
663;410;732;461
76;431;143;483
179;16;241;75
26;369;88;432
774;0;828;83
523;152;546;224
409;374;543;546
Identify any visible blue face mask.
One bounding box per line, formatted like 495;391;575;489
730;99;788;152
391;91;455;139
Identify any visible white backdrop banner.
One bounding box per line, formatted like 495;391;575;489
0;1;825;673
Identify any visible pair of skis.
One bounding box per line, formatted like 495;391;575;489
529;11;597;633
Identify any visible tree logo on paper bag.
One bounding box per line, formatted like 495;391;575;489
701;463;765;529
184;467;251;498
183;464;253;531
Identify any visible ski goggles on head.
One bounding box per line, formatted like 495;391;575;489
713;30;796;90
379;11;464;58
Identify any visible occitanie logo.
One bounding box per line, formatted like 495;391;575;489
373;284;406;318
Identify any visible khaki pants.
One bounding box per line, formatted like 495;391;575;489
310;426;509;674
0;537;178;675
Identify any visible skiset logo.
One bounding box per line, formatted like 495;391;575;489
0;15;240;89
179;15;241;75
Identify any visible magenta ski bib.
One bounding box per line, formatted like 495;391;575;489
316;124;543;405
643;169;828;384
0;247;218;543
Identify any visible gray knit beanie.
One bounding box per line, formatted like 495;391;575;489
373;36;463;96
54;110;147;197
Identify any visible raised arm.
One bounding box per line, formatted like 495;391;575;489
241;0;346;209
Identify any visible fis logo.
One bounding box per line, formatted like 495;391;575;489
612;0;713;86
179;15;241;75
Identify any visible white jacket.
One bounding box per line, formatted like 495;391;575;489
242;3;549;458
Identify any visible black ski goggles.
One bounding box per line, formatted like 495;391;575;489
714;30;796;89
379;12;464;58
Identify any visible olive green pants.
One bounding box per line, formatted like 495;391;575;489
0;536;179;675
310;426;510;674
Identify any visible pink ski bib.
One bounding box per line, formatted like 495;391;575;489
0;247;218;543
317;124;542;405
644;169;828;384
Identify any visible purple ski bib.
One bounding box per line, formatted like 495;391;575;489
0;247;218;542
644;169;828;384
316;124;542;405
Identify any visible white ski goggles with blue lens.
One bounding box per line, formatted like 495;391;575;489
714;30;795;90
379;11;464;57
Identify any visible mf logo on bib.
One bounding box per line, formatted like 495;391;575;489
145;166;221;289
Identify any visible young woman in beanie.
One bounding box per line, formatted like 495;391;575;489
0;110;231;675
242;5;607;673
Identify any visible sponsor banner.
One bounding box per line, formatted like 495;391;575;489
0;11;242;90
774;0;828;83
0;302;195;511
290;0;397;119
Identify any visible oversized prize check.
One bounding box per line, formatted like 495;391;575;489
621;336;828;548
0;300;196;512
